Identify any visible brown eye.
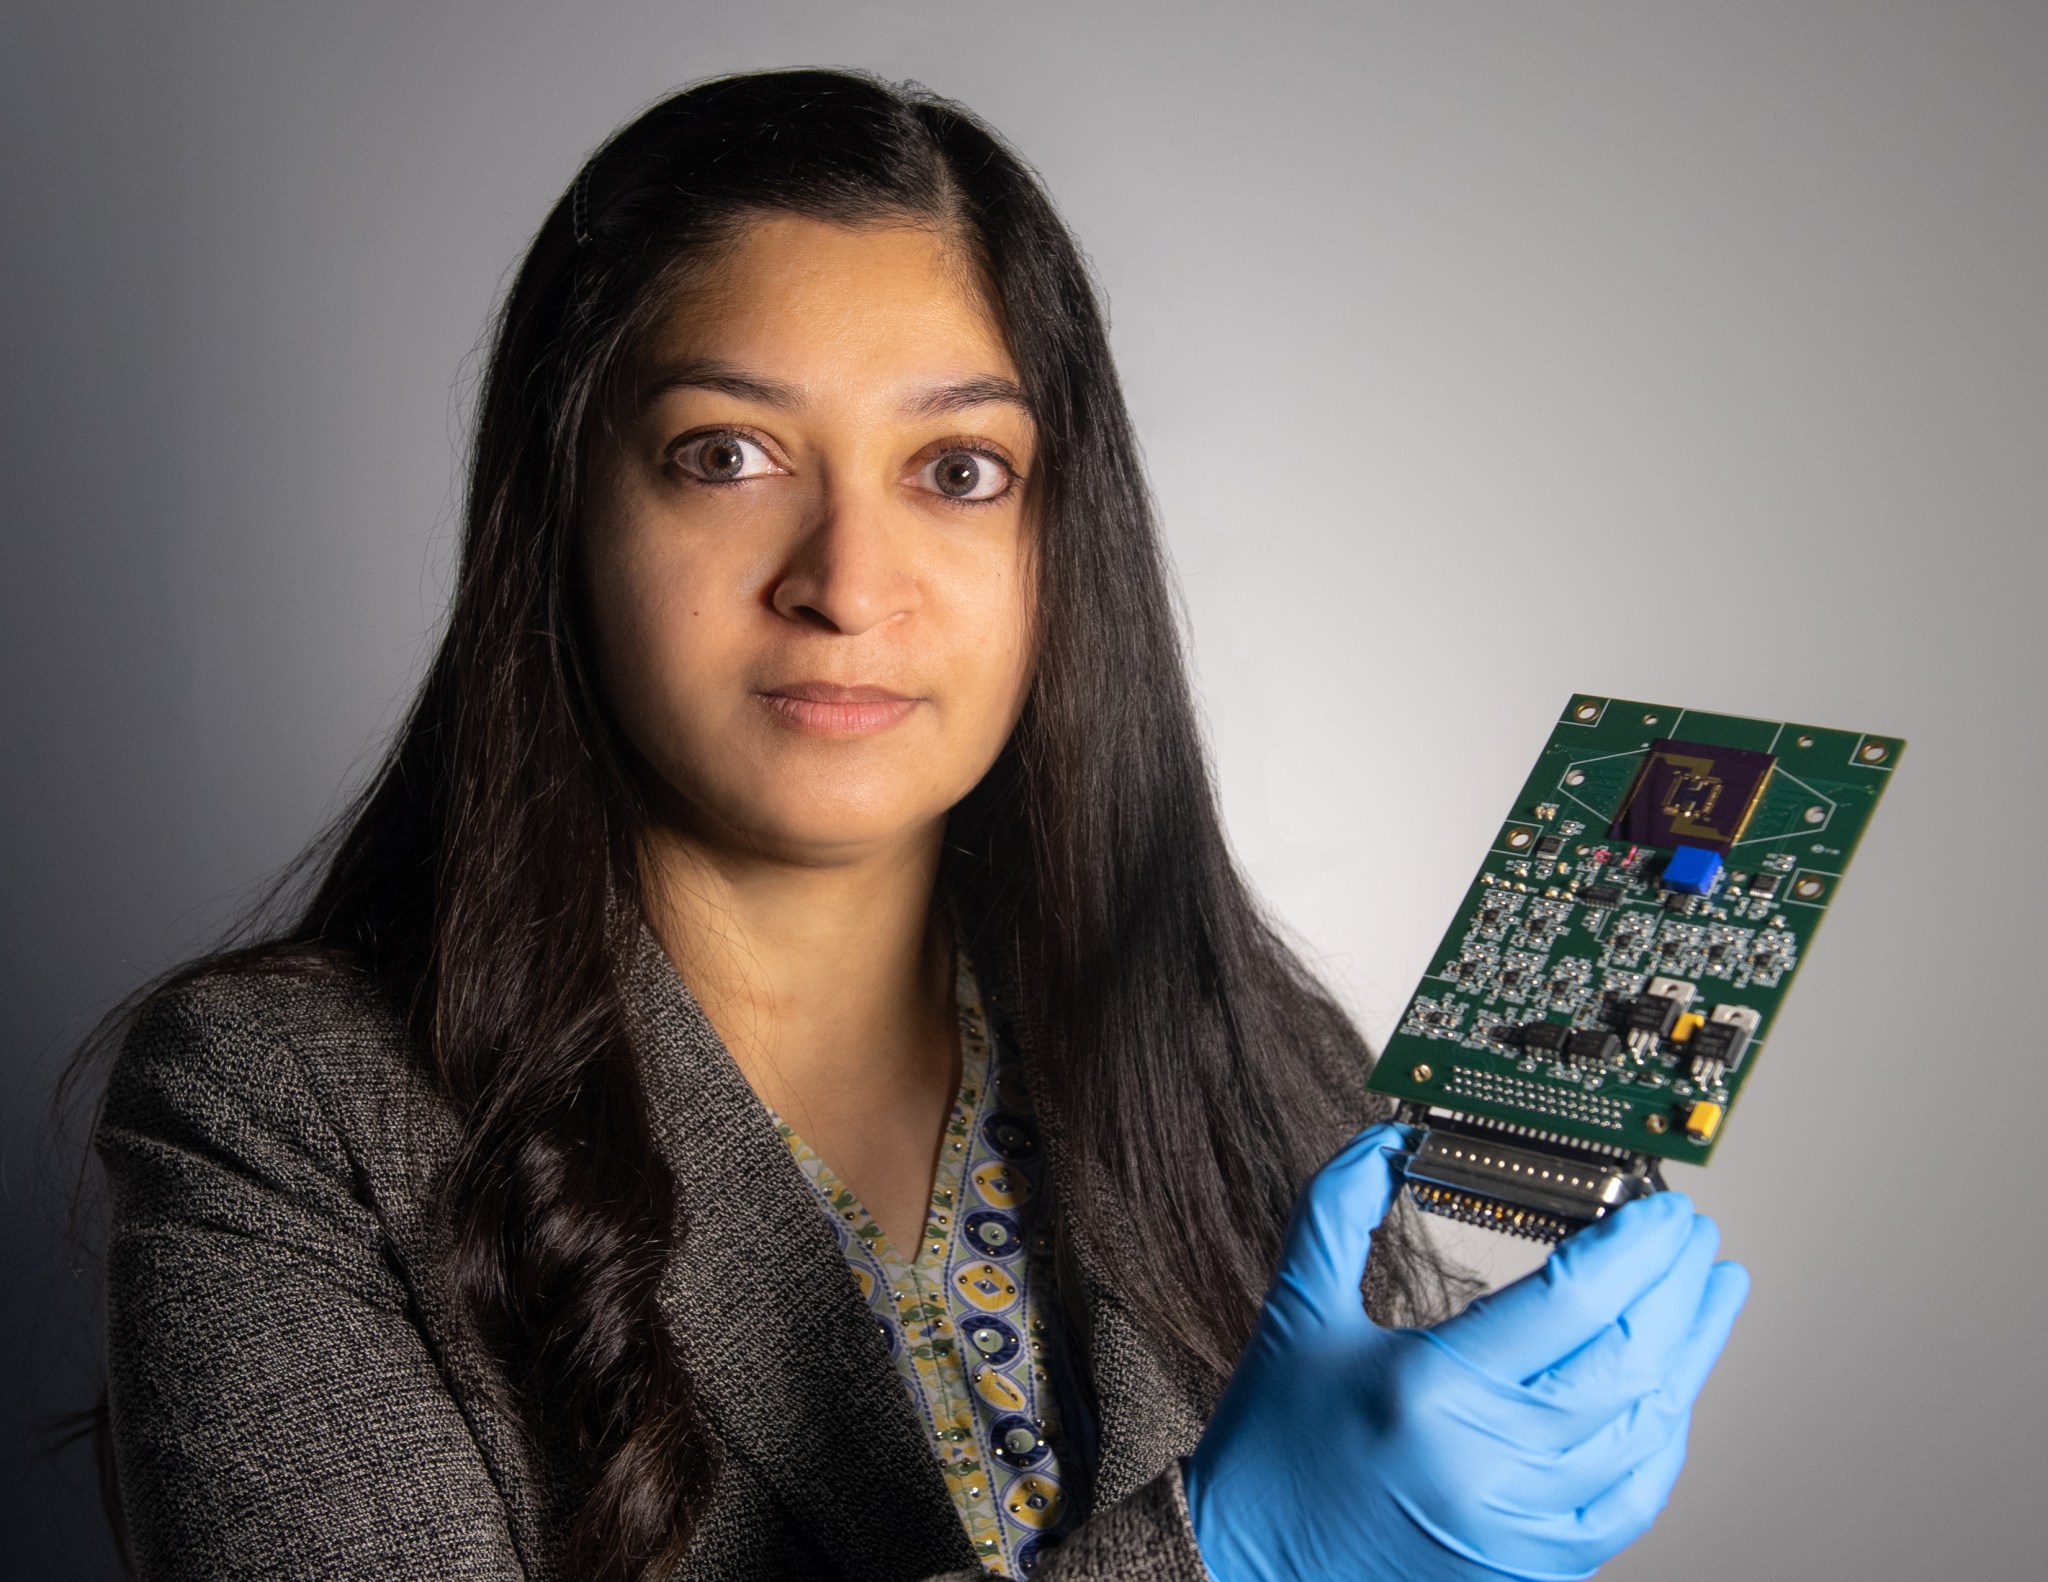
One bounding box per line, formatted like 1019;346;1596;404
700;438;747;479
671;432;781;483
917;449;1012;502
936;454;982;497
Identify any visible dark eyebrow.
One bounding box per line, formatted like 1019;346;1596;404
636;361;1032;421
901;375;1033;419
637;360;804;411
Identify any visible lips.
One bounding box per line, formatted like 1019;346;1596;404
757;681;921;737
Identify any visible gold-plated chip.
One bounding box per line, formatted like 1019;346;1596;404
1610;738;1776;853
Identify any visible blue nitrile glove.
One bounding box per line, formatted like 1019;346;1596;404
1182;1125;1749;1582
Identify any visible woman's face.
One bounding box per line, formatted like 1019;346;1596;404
583;214;1038;865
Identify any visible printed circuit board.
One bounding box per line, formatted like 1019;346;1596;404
1370;694;1901;1240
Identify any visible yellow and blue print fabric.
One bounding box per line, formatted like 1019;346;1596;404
773;959;1077;1575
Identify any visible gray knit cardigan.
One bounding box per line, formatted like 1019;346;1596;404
97;929;1223;1581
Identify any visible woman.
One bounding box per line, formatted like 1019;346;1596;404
95;70;1746;1581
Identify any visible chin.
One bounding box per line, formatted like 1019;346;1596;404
649;724;983;860
691;758;949;858
742;800;945;860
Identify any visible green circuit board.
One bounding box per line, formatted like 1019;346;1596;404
1369;694;1902;1167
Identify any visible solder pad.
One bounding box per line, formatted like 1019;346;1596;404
1367;695;1902;1165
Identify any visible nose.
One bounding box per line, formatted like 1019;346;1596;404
769;479;921;635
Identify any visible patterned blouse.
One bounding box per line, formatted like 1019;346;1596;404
772;958;1080;1575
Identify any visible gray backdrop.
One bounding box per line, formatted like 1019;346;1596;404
5;2;2043;1577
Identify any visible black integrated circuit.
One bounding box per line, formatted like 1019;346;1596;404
1688;1019;1751;1072
1627;994;1682;1037
1609;738;1777;853
1566;1029;1621;1064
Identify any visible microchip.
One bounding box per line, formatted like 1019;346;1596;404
1579;882;1623;906
1535;835;1564;858
1609;738;1777;854
1749;872;1782;899
1521;1021;1571;1055
1627;994;1681;1037
1567;1029;1621;1064
1687;1020;1749;1070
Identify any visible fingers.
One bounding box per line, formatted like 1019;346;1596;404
1469;1408;1691;1578
1463;1396;1676;1525
1660;1259;1749;1408
1524;1214;1722;1411
1502;1254;1749;1500
1432;1192;1699;1384
1266;1123;1409;1330
1572;1412;1693;1553
1401;1235;1748;1572
1552;1250;1748;1446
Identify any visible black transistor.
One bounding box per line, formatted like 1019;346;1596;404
1627;994;1681;1037
1580;883;1623;906
1687;1019;1752;1072
1566;1029;1621;1064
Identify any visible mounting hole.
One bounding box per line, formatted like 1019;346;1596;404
1506;828;1534;850
1859;742;1889;764
1642;713;1659;725
1573;702;1600;721
1796;734;1815;748
1646;1114;1669;1134
1803;806;1827;825
1793;876;1825;900
1565;770;1586;786
1411;1064;1433;1083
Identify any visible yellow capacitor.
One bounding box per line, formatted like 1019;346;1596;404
1671;1012;1706;1043
1683;1101;1724;1141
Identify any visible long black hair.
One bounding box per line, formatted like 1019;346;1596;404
78;69;1465;1579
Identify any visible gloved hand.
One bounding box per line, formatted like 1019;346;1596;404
1182;1125;1749;1582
